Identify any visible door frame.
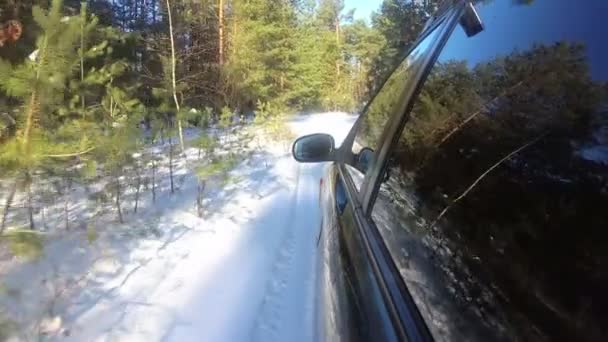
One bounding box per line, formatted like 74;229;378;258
335;4;466;341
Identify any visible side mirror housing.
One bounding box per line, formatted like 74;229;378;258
356;147;374;173
292;133;336;163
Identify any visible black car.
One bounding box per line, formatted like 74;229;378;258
292;1;608;341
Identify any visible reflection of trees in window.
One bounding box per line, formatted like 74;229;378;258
356;59;412;149
403;43;603;166
392;42;608;340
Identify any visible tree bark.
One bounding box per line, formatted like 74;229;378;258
64;192;69;231
134;172;141;213
44;147;95;158
62;176;72;230
22;90;38;152
80;3;86;115
169;138;175;194
1;180;17;233
64;197;69;230
41;206;48;231
218;0;224;66
335;18;341;78
165;0;185;152
196;180;206;217
334;17;341;111
115;179;123;223
27;180;35;230
152;160;157;202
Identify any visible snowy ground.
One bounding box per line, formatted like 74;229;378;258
0;112;356;342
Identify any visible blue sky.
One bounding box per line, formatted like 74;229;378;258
344;0;383;21
441;0;607;81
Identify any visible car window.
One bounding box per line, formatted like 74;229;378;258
345;26;443;190
371;1;608;341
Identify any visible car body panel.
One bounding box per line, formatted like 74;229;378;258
314;4;465;342
316;164;363;342
307;0;608;341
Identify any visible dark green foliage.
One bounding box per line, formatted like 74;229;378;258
0;313;17;341
0;0;433;232
382;42;608;340
193;132;217;160
2;229;44;259
368;0;440;94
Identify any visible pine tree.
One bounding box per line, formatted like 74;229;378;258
163;0;185;153
225;0;299;109
0;0;93;231
95;117;140;223
90;62;144;223
194;132;217;161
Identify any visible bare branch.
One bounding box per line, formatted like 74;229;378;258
437;81;524;147
430;133;546;229
44;147;95;158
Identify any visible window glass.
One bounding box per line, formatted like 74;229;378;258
346;26;443;189
371;1;608;341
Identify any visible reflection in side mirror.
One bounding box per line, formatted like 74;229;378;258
292;133;335;163
356;147;374;173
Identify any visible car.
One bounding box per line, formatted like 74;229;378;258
292;1;608;341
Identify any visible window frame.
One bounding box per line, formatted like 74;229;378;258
363;1;608;340
335;4;467;341
338;9;458;212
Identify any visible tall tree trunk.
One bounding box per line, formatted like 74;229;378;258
232;11;237;45
134;173;141;213
165;0;185;152
64;196;69;230
64;177;71;231
217;0;225;107
26;179;35;230
218;0;224;66
356;61;362;102
152;0;157;23
196;180;205;218
152;160;157;202
1;180;17;233
41;206;48;231
22;90;39;152
115;178;123;223
169;138;175;194
334;18;341;111
335;18;341;78
22;32;48;152
80;3;86;115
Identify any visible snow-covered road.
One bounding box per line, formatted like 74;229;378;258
57;112;355;342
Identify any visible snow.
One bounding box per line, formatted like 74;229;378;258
0;112;356;341
579;145;608;165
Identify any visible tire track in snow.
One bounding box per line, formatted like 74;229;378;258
251;160;319;342
250;159;301;341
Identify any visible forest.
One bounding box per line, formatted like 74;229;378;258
2;0;607;340
368;22;608;342
0;2;439;336
0;0;439;233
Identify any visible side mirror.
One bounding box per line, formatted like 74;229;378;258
292;133;336;163
356;147;374;173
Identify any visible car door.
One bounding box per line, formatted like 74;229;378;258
367;0;608;341
319;6;463;342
